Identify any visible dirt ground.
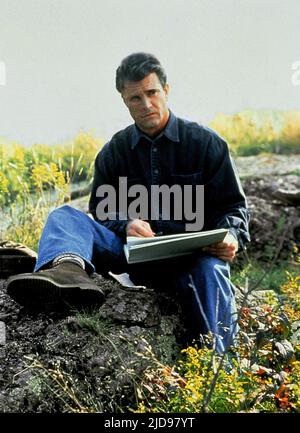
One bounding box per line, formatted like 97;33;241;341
0;273;182;413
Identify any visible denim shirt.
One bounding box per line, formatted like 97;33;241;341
89;111;250;247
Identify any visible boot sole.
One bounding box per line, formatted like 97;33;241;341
7;275;104;309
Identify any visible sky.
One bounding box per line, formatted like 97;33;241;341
0;0;299;145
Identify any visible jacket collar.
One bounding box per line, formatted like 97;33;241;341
130;110;179;149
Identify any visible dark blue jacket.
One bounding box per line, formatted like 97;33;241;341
89;111;250;247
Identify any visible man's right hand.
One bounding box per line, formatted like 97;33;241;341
126;219;155;237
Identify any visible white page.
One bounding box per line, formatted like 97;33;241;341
126;228;227;247
125;228;228;263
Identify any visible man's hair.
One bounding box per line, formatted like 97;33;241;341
116;52;167;93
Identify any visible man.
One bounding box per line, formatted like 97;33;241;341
7;53;250;353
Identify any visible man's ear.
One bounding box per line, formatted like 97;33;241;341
164;83;169;98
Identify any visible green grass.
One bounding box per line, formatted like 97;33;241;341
285;169;300;176
232;260;294;292
75;308;116;336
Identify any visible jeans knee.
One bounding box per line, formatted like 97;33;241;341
48;205;85;222
57;204;79;215
194;255;229;278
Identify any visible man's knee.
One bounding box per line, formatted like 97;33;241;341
193;255;230;278
47;205;89;223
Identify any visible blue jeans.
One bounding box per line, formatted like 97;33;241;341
35;205;238;353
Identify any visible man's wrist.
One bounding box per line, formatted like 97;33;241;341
227;230;239;249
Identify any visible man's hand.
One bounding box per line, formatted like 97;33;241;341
202;233;238;262
126;219;155;237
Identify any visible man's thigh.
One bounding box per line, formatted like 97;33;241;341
127;252;206;289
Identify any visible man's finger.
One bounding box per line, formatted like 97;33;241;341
202;245;237;262
126;220;154;237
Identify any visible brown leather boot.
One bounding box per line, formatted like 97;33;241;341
6;262;105;309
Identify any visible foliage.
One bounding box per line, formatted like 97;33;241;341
232;261;290;292
1;161;69;250
133;263;300;413
22;356;101;413
209;111;300;156
0;131;103;206
0;131;103;250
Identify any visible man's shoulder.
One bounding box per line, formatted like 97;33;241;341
177;115;226;145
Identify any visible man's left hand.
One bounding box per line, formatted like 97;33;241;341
202;233;238;262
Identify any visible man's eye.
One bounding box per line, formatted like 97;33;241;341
148;90;157;96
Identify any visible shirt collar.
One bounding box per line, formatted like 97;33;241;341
130;110;179;149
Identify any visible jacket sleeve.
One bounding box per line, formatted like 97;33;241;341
88;143;129;239
203;134;251;249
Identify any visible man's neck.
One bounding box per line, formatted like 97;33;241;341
137;111;170;139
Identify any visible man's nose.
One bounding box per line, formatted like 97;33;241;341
140;96;152;110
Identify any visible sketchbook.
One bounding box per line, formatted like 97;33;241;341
124;228;229;264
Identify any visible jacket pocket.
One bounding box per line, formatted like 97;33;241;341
170;171;202;185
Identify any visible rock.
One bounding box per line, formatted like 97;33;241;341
0;321;6;346
242;175;300;261
242;175;300;202
99;286;161;327
0;274;183;413
235;154;300;178
273;189;300;206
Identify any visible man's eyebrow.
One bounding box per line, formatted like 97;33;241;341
128;94;140;100
128;88;159;97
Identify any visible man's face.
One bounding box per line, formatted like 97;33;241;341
121;72;170;137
